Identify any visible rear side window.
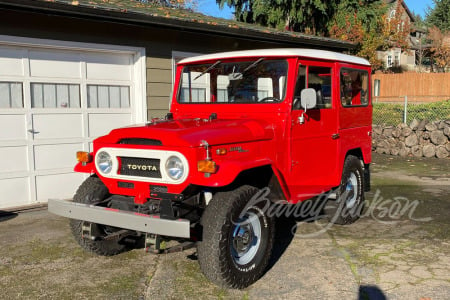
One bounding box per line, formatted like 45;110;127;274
340;69;369;107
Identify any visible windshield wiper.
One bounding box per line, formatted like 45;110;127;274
194;60;221;80
242;58;265;73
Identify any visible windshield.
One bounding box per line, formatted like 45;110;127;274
177;59;288;104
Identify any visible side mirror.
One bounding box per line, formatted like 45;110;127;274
300;88;317;111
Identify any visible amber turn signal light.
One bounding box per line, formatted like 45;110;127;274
197;160;217;174
77;151;93;163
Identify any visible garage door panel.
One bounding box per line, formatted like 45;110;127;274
0;146;28;173
34;143;82;170
0;47;25;76
85;53;131;81
32;114;83;139
0;114;26;140
0;177;30;208
0;39;141;209
88;113;131;137
36;173;84;201
29;50;81;79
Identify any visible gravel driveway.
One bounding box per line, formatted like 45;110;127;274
1;153;448;299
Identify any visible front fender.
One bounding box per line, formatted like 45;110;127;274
191;158;273;187
74;161;95;173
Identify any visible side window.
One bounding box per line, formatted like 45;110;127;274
308;66;332;109
293;65;332;110
340;69;369;107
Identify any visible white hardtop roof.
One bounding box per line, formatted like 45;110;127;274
179;48;370;66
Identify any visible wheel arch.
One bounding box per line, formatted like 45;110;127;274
196;164;288;203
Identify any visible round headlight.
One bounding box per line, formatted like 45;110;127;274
96;151;112;174
165;156;184;180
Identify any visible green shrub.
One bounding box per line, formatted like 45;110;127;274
373;100;450;126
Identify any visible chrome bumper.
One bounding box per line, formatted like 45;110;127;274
48;199;190;238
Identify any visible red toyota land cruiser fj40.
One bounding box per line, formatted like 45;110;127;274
49;49;372;289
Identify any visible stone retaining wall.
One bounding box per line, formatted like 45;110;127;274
372;120;450;158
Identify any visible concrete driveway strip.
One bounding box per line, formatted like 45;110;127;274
146;222;359;300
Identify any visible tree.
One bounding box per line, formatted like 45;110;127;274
425;0;450;72
217;0;254;23
426;0;450;32
216;0;338;34
428;26;450;72
329;0;410;70
413;13;425;29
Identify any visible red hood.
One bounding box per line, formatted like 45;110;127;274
95;118;274;147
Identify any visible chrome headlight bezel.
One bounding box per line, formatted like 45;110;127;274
96;151;113;174
165;156;185;181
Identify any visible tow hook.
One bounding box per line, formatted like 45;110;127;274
145;233;196;254
81;221;133;241
81;222;96;241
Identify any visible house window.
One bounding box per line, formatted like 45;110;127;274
389;10;396;19
387;55;393;68
394;53;400;66
0;82;23;108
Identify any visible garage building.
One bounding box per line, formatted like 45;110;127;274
0;0;354;209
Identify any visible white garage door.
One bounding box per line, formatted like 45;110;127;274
0;36;146;209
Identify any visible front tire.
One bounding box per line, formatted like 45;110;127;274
197;185;275;289
70;176;129;256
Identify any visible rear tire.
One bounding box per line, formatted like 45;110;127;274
197;185;275;289
327;155;365;225
70;176;129;256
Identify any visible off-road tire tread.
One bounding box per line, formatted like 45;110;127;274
69;176;128;256
328;155;365;225
197;185;275;289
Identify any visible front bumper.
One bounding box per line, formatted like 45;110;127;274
48;199;190;238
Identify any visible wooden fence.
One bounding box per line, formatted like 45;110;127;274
372;73;450;102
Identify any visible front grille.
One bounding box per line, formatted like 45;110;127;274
118;138;162;146
119;157;161;178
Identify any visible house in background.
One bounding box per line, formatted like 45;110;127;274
377;0;417;71
0;0;354;209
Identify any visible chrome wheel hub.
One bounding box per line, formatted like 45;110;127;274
231;211;261;266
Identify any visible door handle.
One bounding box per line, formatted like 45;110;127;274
331;133;340;140
28;129;39;134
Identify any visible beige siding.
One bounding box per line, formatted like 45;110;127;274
147;109;168;119
146;57;171;69
147;96;171;110
147;82;171;97
146;57;172;119
147;68;172;83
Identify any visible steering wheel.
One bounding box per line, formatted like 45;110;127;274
257;97;280;103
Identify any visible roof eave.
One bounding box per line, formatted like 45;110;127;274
0;0;356;50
